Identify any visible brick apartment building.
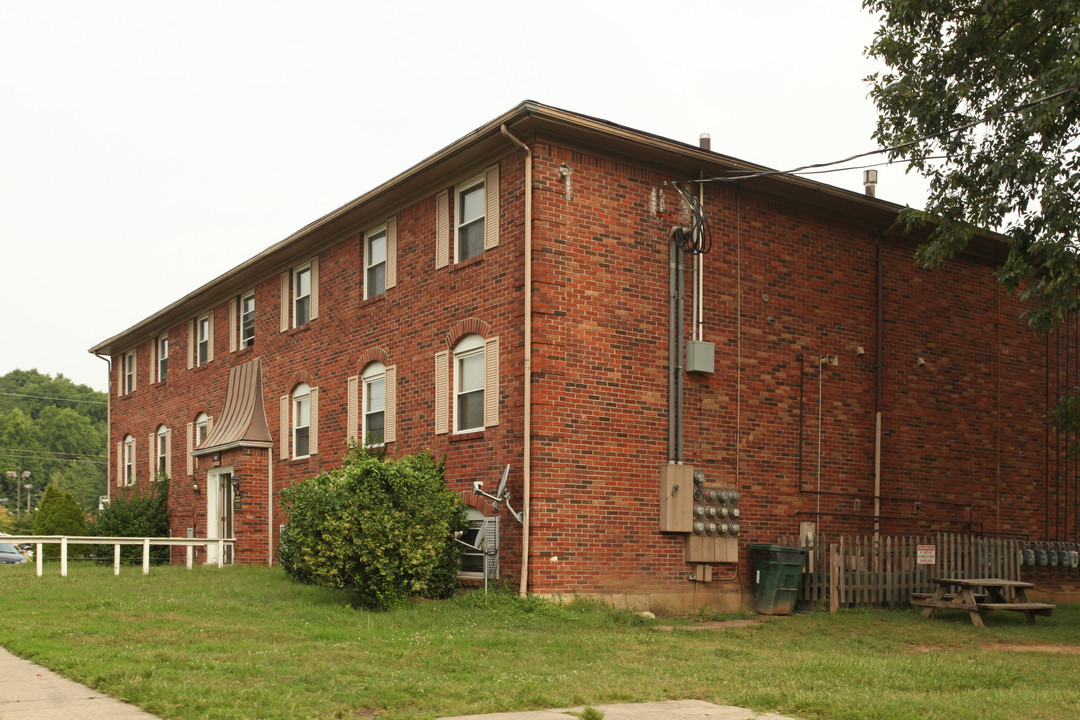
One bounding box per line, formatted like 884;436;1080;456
91;101;1078;609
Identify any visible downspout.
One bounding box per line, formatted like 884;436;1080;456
500;124;533;598
94;352;112;498
268;447;274;567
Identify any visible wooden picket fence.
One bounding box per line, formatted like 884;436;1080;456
775;534;1022;609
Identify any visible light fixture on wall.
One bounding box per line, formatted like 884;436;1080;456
192;478;200;494
232;475;243;511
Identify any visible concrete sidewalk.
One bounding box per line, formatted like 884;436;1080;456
0;646;164;720
1;646;801;720
441;701;801;720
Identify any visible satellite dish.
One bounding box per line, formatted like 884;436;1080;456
495;464;510;500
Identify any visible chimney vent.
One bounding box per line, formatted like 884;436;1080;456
863;169;878;197
699;133;711;151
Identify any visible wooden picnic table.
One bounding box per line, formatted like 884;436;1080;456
910;577;1055;626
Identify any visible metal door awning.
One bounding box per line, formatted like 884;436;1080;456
192;357;273;456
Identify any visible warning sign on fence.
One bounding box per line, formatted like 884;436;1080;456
917;544;936;565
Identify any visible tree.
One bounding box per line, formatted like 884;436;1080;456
864;1;1080;335
278;447;467;610
0;370;107;510
34;485;87;557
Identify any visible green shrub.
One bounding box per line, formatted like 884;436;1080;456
89;475;170;563
278;446;467;610
33;485;87;557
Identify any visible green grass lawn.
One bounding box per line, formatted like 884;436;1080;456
1;563;1079;720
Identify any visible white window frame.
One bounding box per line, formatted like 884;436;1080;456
194;412;210;448
455;174;486;263
453;334;485;434
155;425;168;476
293;264;311;328
365;225;387;300
123;351;136;394
240;291;255;348
123;434;135;486
292;383;311;458
362;362;386;447
157;335;168;383
197;314;211;366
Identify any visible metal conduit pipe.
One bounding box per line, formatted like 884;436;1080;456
676;242;685;462
500;124;534;598
669;232;677;462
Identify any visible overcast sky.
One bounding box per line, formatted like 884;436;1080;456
0;1;928;393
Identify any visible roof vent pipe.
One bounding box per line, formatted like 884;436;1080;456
699;133;711;151
863;169;878;197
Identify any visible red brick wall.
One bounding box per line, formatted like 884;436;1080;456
106;134;1075;600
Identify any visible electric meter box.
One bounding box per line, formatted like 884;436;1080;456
686;340;715;374
659;464;694;532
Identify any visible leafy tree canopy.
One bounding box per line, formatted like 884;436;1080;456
0;370;107;511
864;0;1080;333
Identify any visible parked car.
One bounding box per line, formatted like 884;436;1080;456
0;542;29;564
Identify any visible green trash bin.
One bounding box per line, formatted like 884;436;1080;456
750;544;807;615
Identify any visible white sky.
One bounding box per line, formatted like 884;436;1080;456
0;1;927;393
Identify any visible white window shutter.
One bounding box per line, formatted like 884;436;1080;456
310;257;319;320
309;386;319;455
148;433;155;478
165;428;172;477
229;297;238;353
484;336;500;427
186;423;194;475
188;320;195;369
280;272;290;332
484;164;500;250
435;350;449;434
207;312;215;363
386;217;398;289
279;395;289;460
149;342;156;384
131;438;137;484
347;375;359;445
385;365;397;444
435;190;449;269
207;415;214;435
132;349;138;392
116;441;122;487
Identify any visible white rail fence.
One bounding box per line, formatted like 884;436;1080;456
2;535;235;577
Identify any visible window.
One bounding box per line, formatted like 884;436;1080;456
292;383;311;458
195;413;210;447
365;226;387;299
123;435;135;486
197;314;211;366
155;425;168;476
239;292;255;348
294;266;311;327
123;351;136;394
362;363;385;446
456;177;485;262
157;335;168;383
454;334;485;433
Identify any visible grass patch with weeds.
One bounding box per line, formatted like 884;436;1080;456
1;564;1078;720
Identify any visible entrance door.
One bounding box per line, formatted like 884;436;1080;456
206;468;235;565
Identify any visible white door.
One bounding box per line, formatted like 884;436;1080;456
206;468;235;565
